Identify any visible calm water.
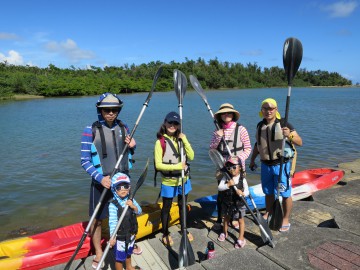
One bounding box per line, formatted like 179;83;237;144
0;87;359;240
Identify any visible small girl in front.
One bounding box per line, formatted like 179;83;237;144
217;156;249;248
108;173;142;270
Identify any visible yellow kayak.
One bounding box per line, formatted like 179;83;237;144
0;202;182;270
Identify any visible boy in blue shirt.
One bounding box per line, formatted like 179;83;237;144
109;172;142;270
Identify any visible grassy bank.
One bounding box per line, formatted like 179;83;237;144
0;94;45;101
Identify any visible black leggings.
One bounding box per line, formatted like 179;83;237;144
161;194;189;236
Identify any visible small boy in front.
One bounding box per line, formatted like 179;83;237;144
109;172;142;270
217;156;249;248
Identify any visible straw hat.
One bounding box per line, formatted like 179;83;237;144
214;103;240;122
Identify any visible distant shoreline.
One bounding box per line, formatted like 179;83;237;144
310;85;359;88
1;85;358;101
0;94;45;101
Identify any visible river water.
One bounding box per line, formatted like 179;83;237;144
0;87;359;240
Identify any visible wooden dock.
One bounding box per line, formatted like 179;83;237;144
51;159;360;270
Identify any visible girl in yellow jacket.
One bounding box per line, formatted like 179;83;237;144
154;111;195;246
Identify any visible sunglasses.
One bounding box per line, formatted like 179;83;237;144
226;165;239;170
115;184;130;191
261;107;276;112
167;121;179;125
102;108;119;113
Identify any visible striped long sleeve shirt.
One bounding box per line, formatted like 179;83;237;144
108;196;142;236
210;121;252;168
80;121;131;183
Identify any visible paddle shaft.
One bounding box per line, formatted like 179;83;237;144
95;204;130;270
190;75;233;156
96;160;149;270
178;74;190;268
270;38;302;230
175;70;195;268
248;192;274;243
194;76;274;241
223;169;275;247
178;92;187;234
208;149;274;246
65;67;162;270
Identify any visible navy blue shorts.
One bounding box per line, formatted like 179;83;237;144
113;235;135;262
89;181;113;220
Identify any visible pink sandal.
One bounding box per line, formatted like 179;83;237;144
133;243;143;255
234;239;246;249
217;233;227;242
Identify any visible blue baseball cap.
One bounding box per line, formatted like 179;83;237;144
164;111;180;123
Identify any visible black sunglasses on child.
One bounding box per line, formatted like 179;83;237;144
226;165;238;170
115;184;130;191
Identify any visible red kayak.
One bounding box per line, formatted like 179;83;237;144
196;168;345;216
291;168;345;200
0;222;100;270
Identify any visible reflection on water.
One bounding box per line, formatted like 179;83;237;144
0;87;359;240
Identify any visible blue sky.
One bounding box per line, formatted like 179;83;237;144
1;0;359;84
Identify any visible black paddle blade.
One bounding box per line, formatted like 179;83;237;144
283;37;303;86
269;199;283;231
130;159;149;200
178;233;196;268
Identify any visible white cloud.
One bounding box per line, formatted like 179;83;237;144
0;50;24;65
322;1;358;18
240;49;263;56
0;32;19;40
44;39;96;63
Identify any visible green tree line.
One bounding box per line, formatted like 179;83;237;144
0;58;352;98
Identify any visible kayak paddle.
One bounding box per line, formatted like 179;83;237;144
248;193;273;243
269;37;303;231
65;66;163;270
95;159;149;270
174;69;196;268
208;148;275;248
189;75;232;156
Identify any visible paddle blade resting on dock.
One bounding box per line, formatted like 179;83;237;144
269;200;283;231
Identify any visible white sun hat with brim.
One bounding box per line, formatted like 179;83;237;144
96;93;123;108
